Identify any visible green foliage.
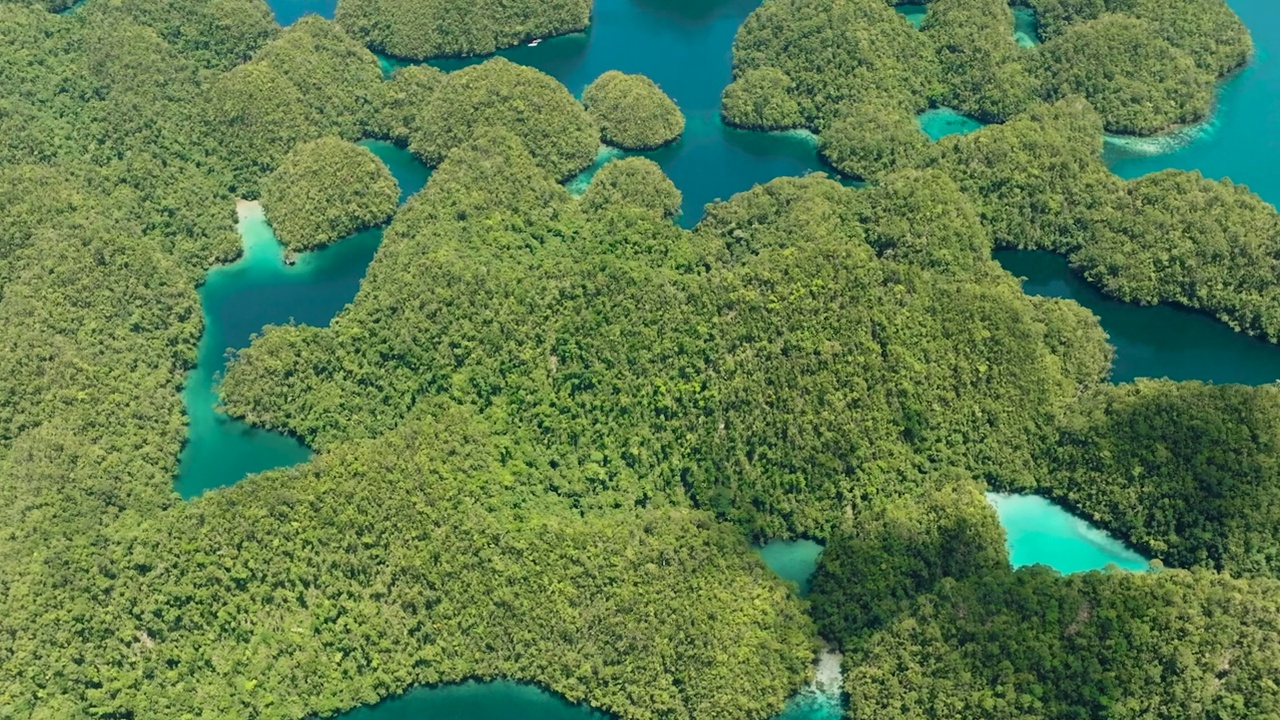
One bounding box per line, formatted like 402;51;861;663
1028;0;1104;39
261;138;400;251
1108;0;1252;75
922;0;1039;121
1072;171;1280;340
720;68;806;130
203;62;320;197
198;17;386;197
372;65;447;143
837;566;1280;719
817;103;928;181
808;477;1009;642
855;169;989;272
403;58;600;180
730;0;1250;139
1040;380;1280;578
583;71;685;151
728;0;935;127
223;134;1108;539
81;0;279;70
925;98;1121;251
77;406;812;719
4;0;1278;716
336;0;592;60
1039;15;1215;135
251;16;385;140
581;158;683;221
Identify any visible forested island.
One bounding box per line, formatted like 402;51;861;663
2;0;1279;717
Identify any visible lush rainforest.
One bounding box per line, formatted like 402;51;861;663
3;0;1280;717
335;0;592;60
725;0;1250;132
582;71;685;151
261;138;400;251
810;493;1280;719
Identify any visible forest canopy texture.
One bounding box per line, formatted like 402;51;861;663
261;137;400;251
335;0;592;60
583;71;686;151
3;0;1280;717
725;0;1250;134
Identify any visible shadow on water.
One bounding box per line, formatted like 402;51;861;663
995;250;1280;385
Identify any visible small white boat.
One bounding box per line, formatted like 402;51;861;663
528;38;542;47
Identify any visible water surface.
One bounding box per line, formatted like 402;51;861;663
894;4;926;29
175;142;430;497
918;107;985;141
986;493;1150;573
995;250;1280;384
756;539;825;596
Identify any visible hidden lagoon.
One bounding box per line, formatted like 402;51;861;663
168;0;1280;717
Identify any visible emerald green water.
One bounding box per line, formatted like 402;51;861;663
918;107;985;141
1012;6;1039;47
986;493;1149;574
175;141;430;498
756;539;825;596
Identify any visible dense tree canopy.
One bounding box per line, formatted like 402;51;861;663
583;71;685;151
875;98;1280;346
581;157;683;220
922;0;1039;122
402;58;600;180
372;64;447;143
1072;170;1280;340
817;102;929;181
335;0;592;60
1038;380;1280;579
809;485;1280;718
261;138;400;251
728;0;1249;136
81;0;278;70
249;16;384;140
4;0;1279;717
725;0;935;129
222;130;1109;539
1039;15;1214;135
835;565;1280;718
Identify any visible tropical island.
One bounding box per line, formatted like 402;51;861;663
1;0;1279;718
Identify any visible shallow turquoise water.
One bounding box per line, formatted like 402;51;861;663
986;493;1150;574
174;141;429;497
330;681;608;720
918;107;985;141
1012;6;1039;47
894;3;926;29
756;539;825;596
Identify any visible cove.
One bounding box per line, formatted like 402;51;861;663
995;250;1280;385
174;141;431;498
986;493;1149;574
